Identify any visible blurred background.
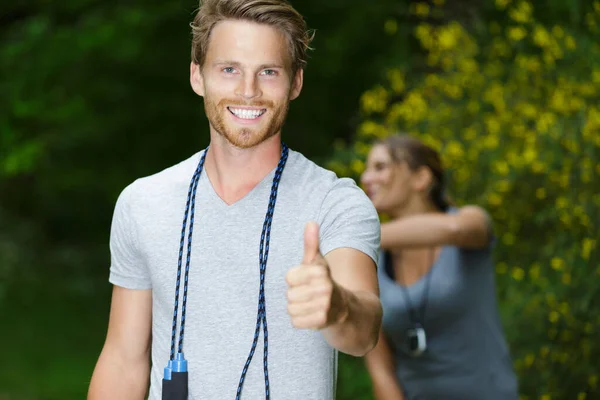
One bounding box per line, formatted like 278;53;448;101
1;0;598;399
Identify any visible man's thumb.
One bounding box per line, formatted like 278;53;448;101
303;221;321;264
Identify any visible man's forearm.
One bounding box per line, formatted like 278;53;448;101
88;348;150;400
322;288;382;357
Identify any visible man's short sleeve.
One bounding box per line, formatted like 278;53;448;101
108;183;152;290
317;178;381;264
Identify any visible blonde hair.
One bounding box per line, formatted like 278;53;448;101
190;0;315;73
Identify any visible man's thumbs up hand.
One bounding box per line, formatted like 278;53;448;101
302;221;323;264
286;222;349;330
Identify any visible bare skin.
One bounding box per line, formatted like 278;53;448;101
88;19;382;399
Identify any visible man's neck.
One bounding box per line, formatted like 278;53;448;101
204;132;283;205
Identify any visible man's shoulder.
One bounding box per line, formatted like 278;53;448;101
286;149;361;194
284;149;375;221
117;150;204;204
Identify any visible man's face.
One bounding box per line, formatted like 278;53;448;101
190;20;303;149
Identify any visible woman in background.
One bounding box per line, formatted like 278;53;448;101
360;135;518;400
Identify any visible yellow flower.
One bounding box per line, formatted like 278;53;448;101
488;192;502;206
387;69;406;94
511;267;525;281
509;1;533;23
508;26;527;41
496;180;511;193
384;19;398;35
552;25;564;38
361;86;389;114
548;311;560;323
459;59;478;74
532;161;546;173
550;89;568;113
350;159;365;175
467;101;480;114
551;257;565;271
560;213;572;226
445;140;465;158
353;142;371;157
535;188;546;199
529;263;540;279
463;126;478;141
524;353;535;366
519;102;538;119
495;0;511;10
493;161;510;176
582;239;596;260
535;114;552;133
555;197;568;209
414;2;430;17
564;35;576;50
438;27;458;50
533;25;551;48
358;120;387;139
415;23;433;48
523;147;537;163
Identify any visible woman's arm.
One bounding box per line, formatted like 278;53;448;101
364;329;405;400
381;206;492;250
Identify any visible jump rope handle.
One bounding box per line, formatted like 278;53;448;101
162;353;189;400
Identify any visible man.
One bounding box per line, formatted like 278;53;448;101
88;0;382;399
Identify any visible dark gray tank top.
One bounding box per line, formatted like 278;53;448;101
378;208;518;400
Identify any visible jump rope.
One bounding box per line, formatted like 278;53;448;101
162;143;289;400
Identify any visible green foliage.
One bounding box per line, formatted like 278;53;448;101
330;1;600;399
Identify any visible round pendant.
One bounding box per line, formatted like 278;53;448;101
405;324;427;357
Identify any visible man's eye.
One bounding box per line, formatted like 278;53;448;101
261;69;277;76
223;67;235;73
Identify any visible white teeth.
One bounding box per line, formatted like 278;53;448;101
228;107;265;119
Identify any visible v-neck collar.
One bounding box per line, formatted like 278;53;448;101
199;162;279;211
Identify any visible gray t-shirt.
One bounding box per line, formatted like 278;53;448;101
378;208;518;400
108;148;380;400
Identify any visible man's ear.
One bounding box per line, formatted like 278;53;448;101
190;61;205;97
289;68;304;101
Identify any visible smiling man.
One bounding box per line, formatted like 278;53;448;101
87;1;382;399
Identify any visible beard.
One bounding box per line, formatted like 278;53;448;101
203;94;289;149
